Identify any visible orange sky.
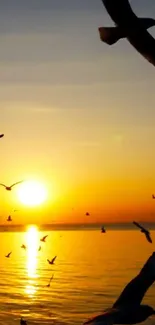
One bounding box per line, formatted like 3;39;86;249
0;1;155;225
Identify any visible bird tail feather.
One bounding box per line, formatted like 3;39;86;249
98;27;125;45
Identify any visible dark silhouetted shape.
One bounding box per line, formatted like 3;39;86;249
84;252;155;325
86;212;90;216
99;0;155;66
38;245;41;251
152;194;155;199
7;215;12;222
40;235;48;242
0;181;23;191
5;252;12;258
46;274;54;287
20;318;27;325
47;256;57;265
101;226;106;233
0;134;4;138
133;221;152;243
21;244;26;250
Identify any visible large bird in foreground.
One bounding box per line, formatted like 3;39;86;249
98;0;155;66
133;221;152;243
0;181;23;191
84;252;155;325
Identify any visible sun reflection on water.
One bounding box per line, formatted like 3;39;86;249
25;225;39;296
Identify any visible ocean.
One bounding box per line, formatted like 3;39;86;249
0;226;155;325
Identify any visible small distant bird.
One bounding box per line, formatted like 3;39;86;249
7;215;12;222
0;181;23;191
13;209;19;212
40;235;48;242
5;251;12;258
46;274;54;287
38;245;41;251
47;256;57;265
21;244;26;250
84;252;155;325
0;134;4;138
99;0;155;67
152;194;155;199
85;212;90;216
20;317;27;325
101;226;106;233
133;221;152;243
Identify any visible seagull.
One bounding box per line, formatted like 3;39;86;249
84;252;155;325
38;245;41;251
40;235;48;242
5;252;12;258
20;318;27;325
133;221;152;243
7;215;12;222
46;275;54;287
86;212;90;216
21;244;26;250
0;134;4;138
47;256;57;265
101;226;106;233
98;0;155;66
152;194;155;199
0;181;23;191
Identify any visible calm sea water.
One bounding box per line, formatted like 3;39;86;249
0;227;155;325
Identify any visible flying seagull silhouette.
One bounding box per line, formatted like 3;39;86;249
7;215;12;222
152;194;155;199
0;181;23;191
84;252;155;325
86;212;90;216
0;134;4;138
5;252;12;258
40;235;48;242
98;0;155;66
133;221;152;243
46;275;54;287
47;256;57;265
20;318;27;325
21;244;26;250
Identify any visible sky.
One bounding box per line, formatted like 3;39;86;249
0;0;155;225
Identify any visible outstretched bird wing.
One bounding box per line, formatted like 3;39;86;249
101;0;137;26
10;181;23;188
113;252;155;308
127;29;155;67
0;183;6;187
133;221;145;231
0;134;4;138
52;256;57;263
84;308;118;325
41;235;48;241
145;232;152;243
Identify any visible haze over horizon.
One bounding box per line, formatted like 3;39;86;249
1;0;155;225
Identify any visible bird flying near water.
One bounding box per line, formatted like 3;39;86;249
47;256;57;265
0;181;23;191
133;221;152;243
98;0;155;66
40;235;48;242
84;252;155;325
0;134;4;138
152;194;155;199
46;274;54;287
5;252;12;258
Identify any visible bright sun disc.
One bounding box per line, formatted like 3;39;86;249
18;180;47;206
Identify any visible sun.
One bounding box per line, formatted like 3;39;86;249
18;180;47;207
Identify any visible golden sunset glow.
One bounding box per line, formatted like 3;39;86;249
26;225;38;278
17;180;47;207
